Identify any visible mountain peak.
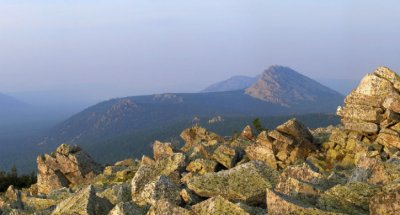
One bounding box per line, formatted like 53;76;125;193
245;66;342;107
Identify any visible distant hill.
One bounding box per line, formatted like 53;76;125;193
0;92;25;110
245;66;344;107
201;75;258;93
40;65;344;164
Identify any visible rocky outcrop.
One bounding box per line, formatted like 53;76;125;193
338;67;400;150
37;144;102;194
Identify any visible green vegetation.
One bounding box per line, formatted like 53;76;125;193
0;165;37;192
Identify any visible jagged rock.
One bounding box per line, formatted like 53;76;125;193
187;161;278;204
6;186;20;201
108;202;147;215
370;183;400;215
52;185;113;215
192;196;257;215
276;118;314;142
180;127;223;152
376;133;400;149
245;138;277;169
153;141;174;160
186;159;218;175
266;190;336;215
147;200;190;215
131;163;181;207
268;130;294;145
141;155;156;166
275;176;322;204
317;182;380;214
240;125;253;140
280;164;326;186
212;145;238;169
37;144;102;194
99;183;131;205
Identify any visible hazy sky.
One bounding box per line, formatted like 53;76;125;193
1;0;399;99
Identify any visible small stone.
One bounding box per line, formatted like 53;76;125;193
240;125;253;140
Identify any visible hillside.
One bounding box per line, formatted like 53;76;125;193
245;65;344;106
40;66;344;165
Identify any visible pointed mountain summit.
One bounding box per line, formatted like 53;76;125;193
245;65;343;107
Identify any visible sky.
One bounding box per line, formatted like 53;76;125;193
0;0;399;101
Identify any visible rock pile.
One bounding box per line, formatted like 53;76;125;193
37;144;103;194
1;66;400;214
338;66;400;154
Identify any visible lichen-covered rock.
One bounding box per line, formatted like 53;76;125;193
147;200;190;215
245;138;277;169
98;183;131;205
369;183;400;215
108;202;147;215
153;141;174;160
187;161;278;204
180;127;223;152
52;185;113;215
192;196;254;215
317;182;380;214
180;188;202;205
186;159;218;175
37;144;102;194
132;172;181;206
212;145;238;169
276;118;314;143
266;190;336;215
275;177;322;204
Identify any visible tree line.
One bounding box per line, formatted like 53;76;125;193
0;165;36;192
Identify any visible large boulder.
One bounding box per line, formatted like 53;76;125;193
317;182;380;214
266;190;337;215
180;127;223;152
147;200;190;215
192;196;264;215
52;185;113;215
108;202;147;215
37;144;102;194
369;183;400;215
187;161;279;204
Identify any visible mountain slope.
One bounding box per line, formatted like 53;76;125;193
202;75;258;93
42;65;344;164
246;65;344;107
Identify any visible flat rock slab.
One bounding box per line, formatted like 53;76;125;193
187;161;279;204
